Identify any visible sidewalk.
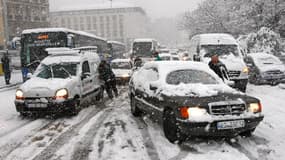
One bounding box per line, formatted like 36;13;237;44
0;70;23;89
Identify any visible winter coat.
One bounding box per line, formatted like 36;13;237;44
98;62;115;82
1;55;11;73
208;61;228;81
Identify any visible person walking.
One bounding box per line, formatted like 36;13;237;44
208;55;229;81
1;50;11;85
98;60;118;99
153;51;161;61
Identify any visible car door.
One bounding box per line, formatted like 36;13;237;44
81;60;94;98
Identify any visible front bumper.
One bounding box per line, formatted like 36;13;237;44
177;115;264;137
15;98;75;114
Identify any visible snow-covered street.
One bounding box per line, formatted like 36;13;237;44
0;82;285;160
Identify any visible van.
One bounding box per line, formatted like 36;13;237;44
189;33;249;92
14;48;102;116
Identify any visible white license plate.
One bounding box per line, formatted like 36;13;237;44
217;120;245;130
27;103;47;108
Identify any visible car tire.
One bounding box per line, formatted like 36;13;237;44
240;128;256;137
69;99;80;116
163;109;186;144
130;95;142;117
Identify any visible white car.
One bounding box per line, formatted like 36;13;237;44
111;59;132;84
159;53;172;61
14;48;102;116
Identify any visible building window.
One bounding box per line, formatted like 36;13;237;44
106;16;110;38
100;16;105;37
119;15;124;37
112;15;117;38
87;16;91;30
92;16;97;31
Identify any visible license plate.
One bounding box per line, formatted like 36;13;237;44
27;103;47;108
217;120;245;130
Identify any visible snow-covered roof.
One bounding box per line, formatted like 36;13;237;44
22;28;106;41
111;59;131;63
248;53;285;72
133;38;156;43
197;33;238;45
46;48;80;56
41;55;81;66
107;41;125;46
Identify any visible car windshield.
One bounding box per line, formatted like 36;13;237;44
36;63;78;79
166;69;219;85
111;62;131;69
201;45;239;57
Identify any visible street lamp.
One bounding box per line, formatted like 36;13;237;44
109;0;113;8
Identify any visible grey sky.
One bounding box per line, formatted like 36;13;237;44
49;0;203;19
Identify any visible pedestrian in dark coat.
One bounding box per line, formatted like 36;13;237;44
208;55;228;81
98;60;118;99
1;51;11;85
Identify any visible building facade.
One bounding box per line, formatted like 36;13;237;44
0;0;49;49
50;7;149;47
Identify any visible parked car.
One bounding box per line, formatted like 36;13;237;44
190;33;249;92
14;48;103;116
129;61;264;143
244;53;285;85
111;59;132;84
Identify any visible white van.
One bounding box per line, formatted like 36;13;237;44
189;33;249;92
14;48;102;116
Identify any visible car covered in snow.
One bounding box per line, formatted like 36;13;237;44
190;33;249;92
244;53;285;85
129;61;264;143
14;48;103;116
110;59;132;84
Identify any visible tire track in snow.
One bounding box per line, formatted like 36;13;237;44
70;107;113;160
133;117;161;160
31;103;108;160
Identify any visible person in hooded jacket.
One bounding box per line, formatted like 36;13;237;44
1;51;11;85
208;55;229;81
98;60;118;99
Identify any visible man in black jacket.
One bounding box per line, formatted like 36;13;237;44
1;51;11;85
98;60;118;99
208;55;228;81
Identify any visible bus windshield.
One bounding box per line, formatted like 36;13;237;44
201;45;240;57
133;42;152;56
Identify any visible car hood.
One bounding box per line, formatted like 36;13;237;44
162;92;258;107
113;69;131;77
20;77;76;98
203;55;246;71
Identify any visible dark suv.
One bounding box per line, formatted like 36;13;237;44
129;61;264;143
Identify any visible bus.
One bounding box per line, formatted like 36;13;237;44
131;38;159;59
107;41;126;59
20;28;108;80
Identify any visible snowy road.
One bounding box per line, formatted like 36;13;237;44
0;85;284;160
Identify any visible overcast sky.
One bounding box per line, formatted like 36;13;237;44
49;0;203;19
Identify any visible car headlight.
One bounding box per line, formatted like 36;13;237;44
180;107;207;119
55;88;68;100
16;89;24;100
122;74;130;78
242;67;249;73
248;102;262;113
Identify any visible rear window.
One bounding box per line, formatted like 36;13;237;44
166;70;219;85
111;62;131;69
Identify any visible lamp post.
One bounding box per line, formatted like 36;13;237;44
1;0;8;49
109;0;113;8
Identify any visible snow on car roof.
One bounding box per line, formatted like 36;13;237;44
107;41;125;46
42;55;81;65
198;33;238;45
22;28;106;41
111;59;131;63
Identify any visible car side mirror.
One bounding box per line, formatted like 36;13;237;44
149;83;158;91
81;72;91;80
193;55;201;61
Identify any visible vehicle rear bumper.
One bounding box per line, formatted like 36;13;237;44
116;77;130;84
178;116;264;137
14;99;75;114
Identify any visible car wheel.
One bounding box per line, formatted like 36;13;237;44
69;99;80;116
163;109;186;144
240;128;256;137
130;95;142;117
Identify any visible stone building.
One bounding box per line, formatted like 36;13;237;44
50;6;149;47
0;0;49;49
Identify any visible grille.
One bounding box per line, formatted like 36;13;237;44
228;70;241;78
209;103;246;116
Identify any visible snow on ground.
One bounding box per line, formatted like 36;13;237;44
0;70;22;89
0;73;285;160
